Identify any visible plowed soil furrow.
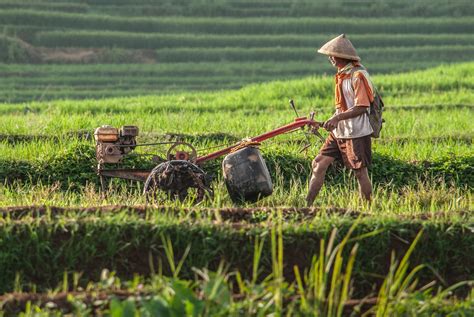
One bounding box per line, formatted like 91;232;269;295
0;205;470;222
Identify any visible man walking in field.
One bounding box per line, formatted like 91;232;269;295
306;34;376;206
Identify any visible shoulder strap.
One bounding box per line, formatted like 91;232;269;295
350;66;380;96
350;65;364;75
349;66;364;90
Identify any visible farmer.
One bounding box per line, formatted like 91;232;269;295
306;34;375;206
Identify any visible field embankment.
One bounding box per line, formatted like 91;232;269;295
0;205;472;296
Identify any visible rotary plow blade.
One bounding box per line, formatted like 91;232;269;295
143;160;213;203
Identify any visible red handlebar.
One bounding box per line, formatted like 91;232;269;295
195;117;320;164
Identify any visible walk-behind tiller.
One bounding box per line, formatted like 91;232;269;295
95;101;325;203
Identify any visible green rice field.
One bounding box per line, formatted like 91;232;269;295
0;62;473;315
1;0;474;102
0;0;473;315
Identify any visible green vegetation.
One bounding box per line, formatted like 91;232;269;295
0;66;472;310
1;0;473;17
2;12;472;35
0;218;473;315
0;0;473;101
0;63;472;191
0;0;472;315
0;68;472;315
0;64;472;188
30;32;474;49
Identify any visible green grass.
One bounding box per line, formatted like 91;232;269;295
0;3;472;312
1;222;472;315
0;63;472;200
0;61;463;102
0;208;472;299
1;0;473;18
1;58;473;102
1;2;473;100
31;31;474;49
0;175;471;214
2;11;473;34
0;63;474;107
0;0;472;102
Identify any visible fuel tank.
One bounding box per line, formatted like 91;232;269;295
222;147;273;203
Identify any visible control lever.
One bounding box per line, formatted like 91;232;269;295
289;99;300;117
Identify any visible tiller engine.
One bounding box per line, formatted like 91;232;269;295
95;125;138;164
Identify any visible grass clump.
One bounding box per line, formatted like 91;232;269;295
1;224;472;316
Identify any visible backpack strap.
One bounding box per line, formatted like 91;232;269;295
349;66;379;99
348;66;364;90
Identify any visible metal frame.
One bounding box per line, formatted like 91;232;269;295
97;115;322;187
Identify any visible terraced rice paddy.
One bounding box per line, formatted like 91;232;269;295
1;0;474;102
0;0;473;315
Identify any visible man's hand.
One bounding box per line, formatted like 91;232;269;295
323;115;339;131
310;120;323;133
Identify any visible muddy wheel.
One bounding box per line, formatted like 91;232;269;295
143;160;213;204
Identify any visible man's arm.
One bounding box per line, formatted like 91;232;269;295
335;106;368;120
324;106;367;130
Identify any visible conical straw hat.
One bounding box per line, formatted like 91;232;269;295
317;34;360;61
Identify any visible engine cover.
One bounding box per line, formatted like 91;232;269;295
96;143;123;164
95;125;138;164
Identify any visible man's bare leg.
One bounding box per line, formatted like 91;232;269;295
306;155;335;206
354;167;372;201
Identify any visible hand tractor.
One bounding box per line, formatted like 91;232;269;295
94;100;325;203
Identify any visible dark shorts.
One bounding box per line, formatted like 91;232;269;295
319;133;372;170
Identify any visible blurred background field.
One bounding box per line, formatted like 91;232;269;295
0;0;473;102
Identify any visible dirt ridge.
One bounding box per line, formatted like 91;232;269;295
0;205;469;222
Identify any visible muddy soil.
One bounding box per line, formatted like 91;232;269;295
0;205;468;222
10;37;157;64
